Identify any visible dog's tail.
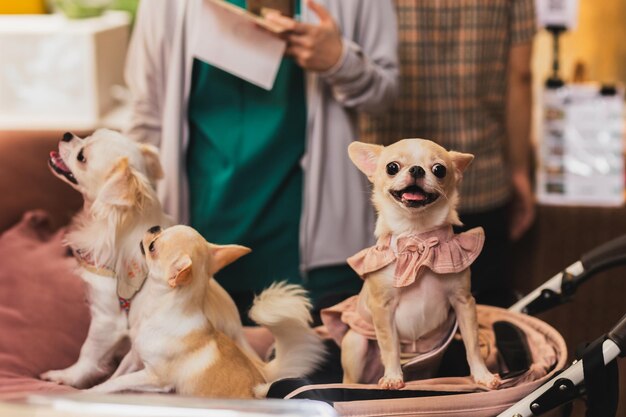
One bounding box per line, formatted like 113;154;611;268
248;282;325;397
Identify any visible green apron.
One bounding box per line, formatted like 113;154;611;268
187;0;304;295
187;0;360;318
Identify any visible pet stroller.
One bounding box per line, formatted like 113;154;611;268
267;235;626;417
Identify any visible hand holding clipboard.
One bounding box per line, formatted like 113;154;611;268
263;0;343;72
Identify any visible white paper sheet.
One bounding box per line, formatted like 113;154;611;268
190;0;287;90
537;84;625;207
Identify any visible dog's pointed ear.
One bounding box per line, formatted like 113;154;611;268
95;157;138;208
168;254;193;288
139;144;164;183
207;244;251;275
94;157;153;214
348;142;383;180
449;151;474;175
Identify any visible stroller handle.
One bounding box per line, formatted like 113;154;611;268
510;234;626;315
608;313;626;355
581;234;626;271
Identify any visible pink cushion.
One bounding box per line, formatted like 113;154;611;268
0;211;87;398
0;211;275;399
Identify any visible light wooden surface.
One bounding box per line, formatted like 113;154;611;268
0;394;337;417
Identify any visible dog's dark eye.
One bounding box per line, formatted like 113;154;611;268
432;164;447;179
386;162;400;176
77;149;86;163
149;241;156;253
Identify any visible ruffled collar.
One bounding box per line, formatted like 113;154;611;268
347;225;484;288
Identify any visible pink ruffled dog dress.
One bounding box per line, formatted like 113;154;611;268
321;225;484;383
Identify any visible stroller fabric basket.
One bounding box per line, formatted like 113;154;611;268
269;305;567;417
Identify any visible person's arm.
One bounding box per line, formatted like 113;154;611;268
507;0;536;240
123;0;168;147
507;41;535;240
266;0;399;114
507;43;532;174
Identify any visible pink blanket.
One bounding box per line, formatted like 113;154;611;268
0;210;276;399
0;211;86;398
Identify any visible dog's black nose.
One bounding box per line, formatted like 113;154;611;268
148;225;162;234
409;166;425;179
62;132;74;142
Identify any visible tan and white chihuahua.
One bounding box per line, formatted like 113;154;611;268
323;139;500;390
89;225;325;398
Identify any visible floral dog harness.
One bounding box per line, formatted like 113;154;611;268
73;248;138;313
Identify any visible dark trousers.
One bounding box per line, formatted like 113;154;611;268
454;204;516;308
229;264;361;326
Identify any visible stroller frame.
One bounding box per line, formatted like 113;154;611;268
502;235;626;416
499;316;625;416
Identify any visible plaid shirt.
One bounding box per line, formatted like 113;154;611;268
360;0;536;212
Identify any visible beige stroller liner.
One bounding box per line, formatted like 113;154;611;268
285;305;567;417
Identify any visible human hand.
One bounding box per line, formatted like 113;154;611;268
264;0;343;72
509;169;535;241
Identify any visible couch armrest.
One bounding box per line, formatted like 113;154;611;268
0;131;83;233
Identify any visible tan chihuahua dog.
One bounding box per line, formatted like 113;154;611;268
90;225;324;398
322;139;500;390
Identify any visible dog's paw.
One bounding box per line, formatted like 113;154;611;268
378;375;405;390
40;369;79;386
473;371;501;389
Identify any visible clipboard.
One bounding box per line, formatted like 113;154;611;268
191;0;288;90
247;0;294;18
208;0;288;34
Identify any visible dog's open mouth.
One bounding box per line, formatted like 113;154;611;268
390;185;439;208
49;151;77;185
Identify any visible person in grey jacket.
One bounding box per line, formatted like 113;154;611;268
124;0;399;319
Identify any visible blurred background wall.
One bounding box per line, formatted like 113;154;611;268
533;0;626;85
